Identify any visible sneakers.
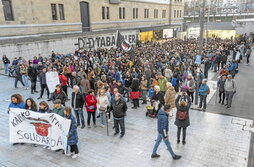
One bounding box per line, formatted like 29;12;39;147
151;154;160;158
108;119;111;123
173;155;182;160
66;152;75;156
72;153;80;159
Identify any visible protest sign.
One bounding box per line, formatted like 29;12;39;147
46;72;60;93
9;108;71;153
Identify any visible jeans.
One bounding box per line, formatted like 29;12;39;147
100;111;106;125
225;91;234;107
74;109;85;126
152;133;176;157
219;91;225;104
15;77;25;88
22;75;29;88
177;127;187;141
4;64;9;75
114;117;125;135
199;95;207;109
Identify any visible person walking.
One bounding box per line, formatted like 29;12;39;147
71;85;85;129
2;55;10;75
217;75;227;104
109;93;127;137
97;89;109;127
175;93;191;144
246;46;252;65
224;75;236;109
37;67;50;100
85;89;97;128
20;64;29;90
13;65;25;89
64;107;80;159
198;79;210;111
164;82;176;117
151;104;181;160
59;70;68;98
27;63;38;94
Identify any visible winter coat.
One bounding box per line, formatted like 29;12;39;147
158;77;168;92
151;92;165;106
81;78;90;94
39;72;47;85
52;105;65;117
52;90;67;105
67;114;78;145
174;95;191;128
157;109;169;138
198;84;209;96
38;107;52;113
59;74;68;87
110;98;127;118
140;79;147;90
85;94;97;112
186;79;196;93
2;57;10;64
71;92;84;109
28;66;38;82
131;78;139;92
164;68;173;80
217;78;226;92
8;102;25;110
71;76;82;87
164;86;176;108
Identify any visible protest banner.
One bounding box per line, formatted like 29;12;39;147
9;108;71;153
46;72;60;93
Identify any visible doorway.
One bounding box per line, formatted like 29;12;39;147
80;1;90;31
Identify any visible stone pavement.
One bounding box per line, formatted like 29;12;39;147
0;74;252;167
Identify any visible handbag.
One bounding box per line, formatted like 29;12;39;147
88;105;95;110
177;111;188;121
99;106;107;111
130;91;140;99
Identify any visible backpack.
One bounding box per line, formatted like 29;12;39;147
177;111;188;121
172;77;177;87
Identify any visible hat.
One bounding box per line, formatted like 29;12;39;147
164;104;171;110
53;99;61;104
227;74;232;77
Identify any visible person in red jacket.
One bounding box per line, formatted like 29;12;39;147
85;89;97;128
59;70;68;98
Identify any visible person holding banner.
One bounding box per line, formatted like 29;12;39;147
25;98;38;112
64;107;80;159
8;94;25;114
52;99;65;117
38;101;52;113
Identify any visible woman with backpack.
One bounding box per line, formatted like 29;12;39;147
175;92;191;145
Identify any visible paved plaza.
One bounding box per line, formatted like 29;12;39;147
0;73;253;167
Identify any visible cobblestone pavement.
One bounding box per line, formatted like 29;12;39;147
0;75;252;167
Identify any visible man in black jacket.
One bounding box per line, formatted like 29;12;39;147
37;67;50;99
109;93;128;137
71;85;85;128
28;63;38;94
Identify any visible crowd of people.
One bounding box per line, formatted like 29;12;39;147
4;32;253;160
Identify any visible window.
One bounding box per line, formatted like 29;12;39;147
154;9;158;18
58;4;65;20
106;7;110;19
102;7;105;19
119;7;125;19
133;8;138;19
144;9;149;18
51;4;57;20
174;10;176;18
177;10;179;18
102;6;109;20
162;10;166;18
179;10;181;17
2;0;14;21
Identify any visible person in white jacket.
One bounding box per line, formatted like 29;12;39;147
97;89;109;127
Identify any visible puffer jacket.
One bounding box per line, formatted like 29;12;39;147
66;114;78;145
157;109;169;138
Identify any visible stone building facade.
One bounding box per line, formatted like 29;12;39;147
0;0;184;37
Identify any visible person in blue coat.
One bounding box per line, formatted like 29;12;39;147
8;94;25;114
198;79;210;111
64;107;79;159
151;105;181;160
